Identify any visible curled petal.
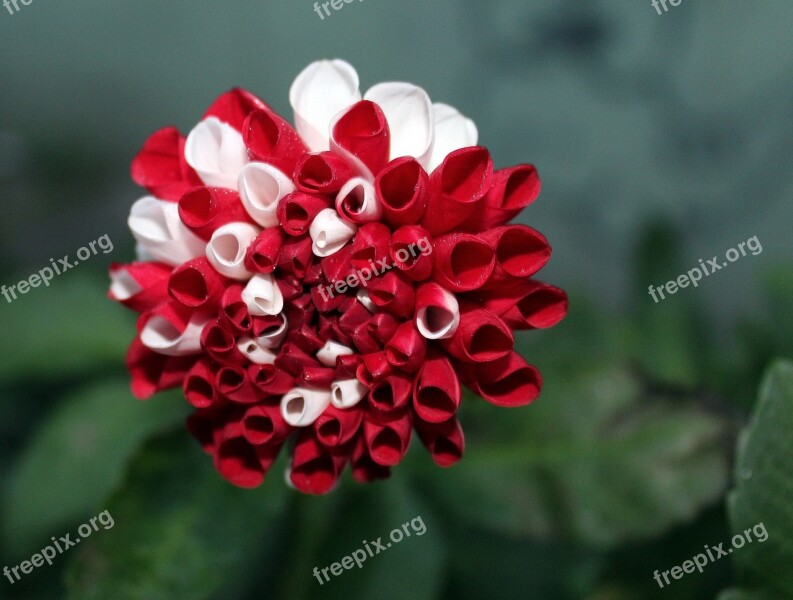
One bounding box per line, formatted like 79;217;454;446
241;273;285;316
432;232;495;292
238;162;295;227
281;387;332;427
316;340;354;367
415;417;465;467
356;352;392;386
335;177;382;224
286;323;324;354
299;366;336;388
440;305;514;364
139;303;209;357
331;100;391;176
352;436;391;483
349;222;391;271
237;336;277;365
385;321;427;373
367;271;415;318
203;88;268;131
310;208;357;257
389;226;433;281
243;106;307;174
480;225;550;283
421;146;493;235
477;280;568;330
131;127;201;201
470;352;542;407
108;261;172;313
427;103;478;173
290;430;349;495
365;82;434;167
215;365;261;404
294;152;355;195
253;313;289;348
168;257;226;309
290;59;361;152
331;378;368;409
334;354;362;379
368;373;413;414
249;363;295;395
277;234;315;278
244;227;285;274
275;342;322;377
356;289;376;312
415;282;460;340
242;403;292;446
363;411;412;467
206;222;260;281
185;117;249;189
338;298;373;337
201;318;247;366
352;313;400;354
314;404;363;448
220;284;252;333
178;187;253;241
413;352;461;423
375;157;429;227
183;359;217;408
125;338;195;399
128;196;206;267
474;164;541;229
278;192;332;236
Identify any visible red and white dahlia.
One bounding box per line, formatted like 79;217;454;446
109;59;568;494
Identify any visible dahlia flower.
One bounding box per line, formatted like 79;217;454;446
109;59;568;494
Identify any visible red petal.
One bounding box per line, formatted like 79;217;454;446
432;232;495;292
440;304;514;363
243;107;308;174
368;373;413;414
363;411;412;467
220;285;253;334
314;404;364;448
351;436;391;483
389;226;433;282
277;192;332;236
415;417;465;467
367;270;415;318
349;223;391;271
470;352;542;407
108;261;172;313
130;127;201;201
215;365;261;404
242;403;292;445
248;363;295;395
473;164;541;229
168;258;227;310
294;152;354;194
203;88;268;131
290;431;349;495
178;187;253;240
244;227;285;274
332;100;391;176
413;351;461;423
480;225;550;285
276;234;314;279
183;359;217;408
374;157;429;226
385;321;427;373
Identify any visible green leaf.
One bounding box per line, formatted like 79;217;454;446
726;360;793;597
717;590;780;600
3;380;188;554
65;432;289;600
419;364;731;548
0;275;132;383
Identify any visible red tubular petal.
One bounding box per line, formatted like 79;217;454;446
352;313;400;353
136;299;193;336
131;127;201;201
178;187;253;240
276;234;314;278
125;338;168;399
215;365;261;404
335;353;363;379
168;258;227;310
214;432;266;489
470;351;542;407
299;366;336;388
183;359;217;408
243;107;308;174
356;352;393;386
385;321;427;373
244;227;284;274
314;404;364;448
368;373;413;414
363;411;412;467
351;436;391;483
248;363;295;395
285;294;318;330
158;355;198;391
432;232;495;292
203;88;268;131
479;225;550;285
220;285;252;334
275;342;321;377
242;403;292;445
475;280;569;330
474;164;541;230
109;261;172;313
320;244;356;284
415;417;465;467
186;407;227;454
286;323;324;354
349;223;391;271
389;226;433;281
294;152;355;194
338;298;372;337
277;192;332;236
276;275;304;302
331;100;391;175
414;281;459;340
440;305;514;364
290;431;349;495
200;318;247;366
367;271;415;318
421;146;493;235
375;157;429;226
413;352;461;423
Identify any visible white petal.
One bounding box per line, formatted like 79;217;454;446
256;314;288;349
241;273;284;316
206;222;260;280
356;289;376;312
237;336;277;365
365;82;434;167
290;60;361;152
335;177;382;222
316;341;354;367
109;268;141;301
185;117;249;188
416;287;461;340
281;387;332;427
331;379;368;409
427;103;478;173
238;162;295;227
140;314;209;356
309;208;357;257
128;196;206;266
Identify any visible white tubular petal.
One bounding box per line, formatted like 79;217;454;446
109;268;141;301
284;465;296;490
129;196;206;266
237;336;277;365
309;208;357;257
331;379;368;409
335;177;382;222
256;314;288;349
206;222;260;281
290;59;361;152
356;289;376;313
185;117;249;189
134;243;156;262
364;82;434;167
281;387;332;427
316;341;354;367
238;162;295;227
241;273;284;316
416;288;461;340
140;315;209;356
427;103;479;173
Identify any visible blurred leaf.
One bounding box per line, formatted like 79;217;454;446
0;275;132;383
65;432;288;600
3;380;188;554
717;590;780;600
725;360;793;597
420;364;730;548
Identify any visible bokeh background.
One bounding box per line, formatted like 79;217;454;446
1;1;792;598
